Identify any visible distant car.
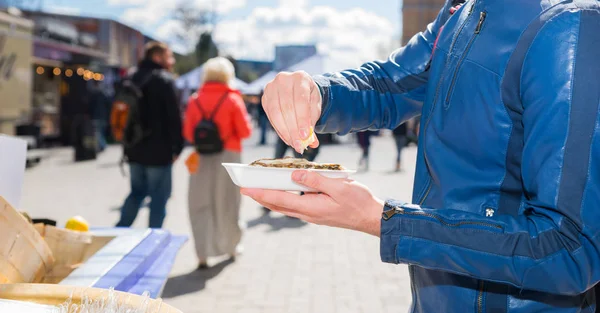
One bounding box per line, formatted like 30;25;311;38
34;18;78;44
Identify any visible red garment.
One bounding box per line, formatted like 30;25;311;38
183;82;252;153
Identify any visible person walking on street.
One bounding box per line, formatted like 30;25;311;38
257;90;270;145
88;80;111;152
392;123;408;172
356;130;375;172
244;1;600;312
116;42;183;229
183;57;252;269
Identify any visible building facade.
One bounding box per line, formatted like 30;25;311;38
273;45;317;71
401;0;446;45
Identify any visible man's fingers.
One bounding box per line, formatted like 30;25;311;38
291;171;343;196
293;72;313;143
308;135;319;148
263;85;291;146
278;84;301;152
255;200;310;221
241;188;307;211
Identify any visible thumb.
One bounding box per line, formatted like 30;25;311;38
292;170;339;195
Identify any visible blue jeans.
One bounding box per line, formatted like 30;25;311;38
116;163;172;228
259;114;269;145
393;135;408;163
93;120;107;152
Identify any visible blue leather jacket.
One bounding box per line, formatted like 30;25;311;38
313;0;600;312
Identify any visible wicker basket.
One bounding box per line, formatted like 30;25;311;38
0;284;182;313
34;224;93;284
0;197;54;283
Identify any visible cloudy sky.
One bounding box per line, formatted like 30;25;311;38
39;0;401;65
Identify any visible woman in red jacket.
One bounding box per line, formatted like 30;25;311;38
183;57;252;269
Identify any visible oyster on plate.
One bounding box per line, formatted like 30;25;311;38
249;157;345;171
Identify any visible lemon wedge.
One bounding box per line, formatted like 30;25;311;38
65;216;90;232
299;127;316;152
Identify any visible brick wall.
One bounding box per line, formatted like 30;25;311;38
401;0;446;45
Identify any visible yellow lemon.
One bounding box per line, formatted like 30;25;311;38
299;127;316;151
65;216;90;232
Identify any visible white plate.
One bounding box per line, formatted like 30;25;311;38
222;163;356;192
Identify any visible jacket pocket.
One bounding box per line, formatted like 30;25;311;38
444;11;487;109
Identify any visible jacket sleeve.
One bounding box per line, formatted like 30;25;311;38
163;79;184;156
183;95;199;144
231;93;252;140
313;1;453;135
380;10;600;295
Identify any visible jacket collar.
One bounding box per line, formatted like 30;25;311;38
199;81;240;94
138;59;165;70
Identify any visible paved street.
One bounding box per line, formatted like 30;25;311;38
20;131;415;313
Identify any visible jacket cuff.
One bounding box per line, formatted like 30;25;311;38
312;75;331;130
380;200;409;264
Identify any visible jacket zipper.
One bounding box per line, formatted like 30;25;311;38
477;281;485;313
444;11;487;106
430;1;476;111
382;205;503;231
418;181;432;205
421;1;477;193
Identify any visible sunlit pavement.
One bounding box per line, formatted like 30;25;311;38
21;131;415;313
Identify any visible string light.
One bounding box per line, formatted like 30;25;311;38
53;68;61;76
36;66;44;75
65;69;73;77
77;68;84;76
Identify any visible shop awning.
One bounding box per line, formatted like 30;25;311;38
33;37;109;61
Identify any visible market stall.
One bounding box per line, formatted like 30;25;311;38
0;135;187;311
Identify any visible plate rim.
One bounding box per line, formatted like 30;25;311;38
221;163;356;174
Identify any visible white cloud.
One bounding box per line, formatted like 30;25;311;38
121;1;174;26
113;0;247;27
278;0;309;9
107;0;146;5
211;4;396;66
45;5;81;15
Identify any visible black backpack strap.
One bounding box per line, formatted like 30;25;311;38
194;95;207;119
210;92;230;120
195;91;230;121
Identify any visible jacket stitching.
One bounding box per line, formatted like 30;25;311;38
563;12;580;225
519;12;565;100
462;59;501;79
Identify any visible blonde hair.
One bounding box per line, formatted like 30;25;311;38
202;57;235;86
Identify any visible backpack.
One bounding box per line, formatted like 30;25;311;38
193;92;229;155
110;71;154;150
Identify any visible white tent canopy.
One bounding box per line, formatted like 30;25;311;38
244;54;355;95
175;65;250;92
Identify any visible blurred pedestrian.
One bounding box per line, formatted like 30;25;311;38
115;41;183;229
407;117;420;145
88;80;111;152
183;57;252;269
357;131;375;171
274;136;320;162
257;90;269;145
393;123;408;172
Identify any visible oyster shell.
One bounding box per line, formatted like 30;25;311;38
249;156;345;171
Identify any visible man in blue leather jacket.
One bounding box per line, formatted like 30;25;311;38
242;0;600;312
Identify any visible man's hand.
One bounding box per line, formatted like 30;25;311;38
262;71;322;154
241;171;384;237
